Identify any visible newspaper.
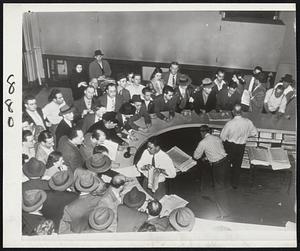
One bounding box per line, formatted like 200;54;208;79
167;146;196;172
159;194;189;217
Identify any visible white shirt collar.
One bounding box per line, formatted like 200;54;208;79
64;118;72;127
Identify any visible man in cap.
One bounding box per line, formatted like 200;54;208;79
193;125;231;218
220;104;258;189
153;85;177;121
116;73;131;103
97;83;125;113
41;171;79;233
22;189;49;235
263;83;288;116
128;95;152;132
126;73;145;98
116;186;148;232
192;78;217;114
22;158;51;192
96;174;127;232
162;61;183;89
35;130;55;164
55;104;75;147
216;81;241;112
59;170;107;234
137;137;176;200
57;127;85;173
81;105;107;134
173;74;195;113
88;49;112;80
73;85;97;121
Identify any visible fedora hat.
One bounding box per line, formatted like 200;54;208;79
123;186;146;209
89;207;115;231
178;74;192;86
59;104;75;116
75;172;99;193
94;49;104;56
201;78;214;88
131;95;143;103
22;189;47;212
23;158;46;178
119;103;136;115
281;74;294;83
49;170;74;191
85;153;112;174
169;207;195;232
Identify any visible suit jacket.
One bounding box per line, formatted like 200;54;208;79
57;136;85;173
79;133;96;161
147;216;175;232
41;190;79;233
59;193;103;234
88;59;112;79
81;113;98;134
118;88;131;103
173;85;195;112
250;84;266;113
55;119;72;148
116;113;133;132
161;72;183;88
23;108;47;129
127;106;152;130
216;89;241;111
97;186;122;232
96;94;125;113
192;88;217;114
22;212;46;236
142;100;155;114
73;97;97;119
153;94;177;120
116;204;148;232
35;143;51;164
22;179;51;194
87;120;125;145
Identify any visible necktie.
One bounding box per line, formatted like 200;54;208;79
111;98;115;111
172;75;176;87
152;154;155;167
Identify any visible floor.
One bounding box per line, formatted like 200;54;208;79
135;128;296;227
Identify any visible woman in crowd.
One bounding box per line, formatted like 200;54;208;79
69;63;89;100
44;151;68;179
149;67;165;96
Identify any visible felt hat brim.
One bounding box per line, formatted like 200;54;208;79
75;176;99;193
169;208;195;232
86;156;112;174
22;190;47;212
48;171;74;191
89;207;114;231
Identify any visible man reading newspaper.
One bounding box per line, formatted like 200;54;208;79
136;137;176;200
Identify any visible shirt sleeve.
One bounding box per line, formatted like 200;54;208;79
279;96;287;113
248;121;258;137
162;155;176;178
136;150;150;176
193;141;204;160
264;89;272;103
220;123;228;142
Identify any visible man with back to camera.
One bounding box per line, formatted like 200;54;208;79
136;137;176;200
89;49;112;81
162;61;182;89
220;104;258;189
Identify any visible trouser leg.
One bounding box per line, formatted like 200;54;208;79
231;143;245;188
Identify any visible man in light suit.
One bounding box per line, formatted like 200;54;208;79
57;128;85;173
96;83;125;113
161;62;183;89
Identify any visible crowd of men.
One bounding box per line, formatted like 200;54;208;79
22;49;296;235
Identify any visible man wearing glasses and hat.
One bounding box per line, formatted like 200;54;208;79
88;49;112;81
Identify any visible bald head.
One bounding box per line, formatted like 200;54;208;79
232;104;242;116
111;174;126;188
147;200;162;216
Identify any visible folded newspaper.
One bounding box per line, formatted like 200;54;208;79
167;146;196;172
159;194;189;217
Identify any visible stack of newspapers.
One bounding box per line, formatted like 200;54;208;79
167;146;196;173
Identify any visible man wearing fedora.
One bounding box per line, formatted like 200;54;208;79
162;62;183;89
22;189;49;235
59;170;107;234
41;171;79;233
55;104;75;147
85;153;112;179
35;130;55;164
116;187;148;232
153;85;177;122
57;127;85;173
88;49;112;81
85;206;115;233
96;174;127;232
173;74;195;113
97;83;125;113
81;105;107;134
129;95;152;132
22;158;51;193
